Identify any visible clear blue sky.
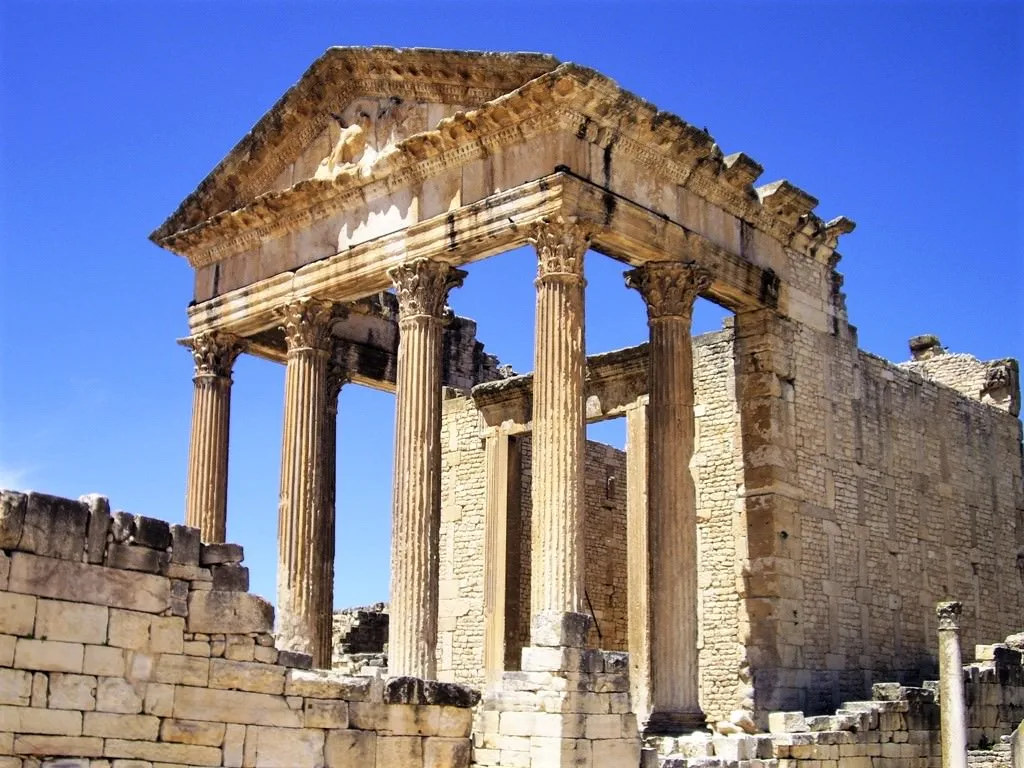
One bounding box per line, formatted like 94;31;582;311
1;1;1021;609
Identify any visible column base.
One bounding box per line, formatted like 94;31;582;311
643;709;707;736
530;610;592;648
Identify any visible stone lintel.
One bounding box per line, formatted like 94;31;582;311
184;173;778;340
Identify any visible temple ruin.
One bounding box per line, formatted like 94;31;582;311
0;46;1021;767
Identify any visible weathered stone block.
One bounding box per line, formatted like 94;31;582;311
172;685;302;727
159;717;227;746
209;657;285;694
377;735;423;765
82;711;159;740
277;649;313;669
251;725;325;766
186;590;273;634
15;638;84;673
0;668;31;705
200;542;243;565
48;673;97;710
110;511;135;543
20;492;89;560
108;609;151;650
0;704;82;734
224;634;255;661
96;676;143;713
223;722;245;767
14;735;103;757
83;645;124;677
171;524;202;565
105;543;169;574
0;592;35;636
79;493;111;565
150;615;185;654
304;698;349;728
0;491;26;549
154;653;209;686
424;736;471;768
8;552;170;613
384;676;481;707
211;564;249;591
130;515;171;550
768;710;809;733
35;599;108;644
438;705;473;737
102;737;222;766
285;668;372;699
325;729;376;767
530;611;591;648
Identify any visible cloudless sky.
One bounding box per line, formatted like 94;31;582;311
1;1;1021;609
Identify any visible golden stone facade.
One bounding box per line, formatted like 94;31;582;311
128;46;1024;766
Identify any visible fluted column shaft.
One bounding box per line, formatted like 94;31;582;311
388;259;465;679
529;217;592;635
315;363;347;668
626;261;711;732
277;298;334;661
183;332;243;543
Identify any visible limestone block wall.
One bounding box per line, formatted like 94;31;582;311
773;318;1024;714
0;490;476;768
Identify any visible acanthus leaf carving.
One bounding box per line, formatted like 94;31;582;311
935;600;963;631
528;216;594;281
184;331;245;379
624;261;713;321
279;297;335;353
387;258;466;321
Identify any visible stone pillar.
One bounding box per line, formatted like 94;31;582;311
387;258;465;679
937;601;968;768
315;360;348;668
483;432;512;690
527;216;593;644
183;331;244;543
625;261;712;733
277;297;334;660
625;398;651;721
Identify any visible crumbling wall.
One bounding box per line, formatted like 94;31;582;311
766;316;1024;715
0;490;476;768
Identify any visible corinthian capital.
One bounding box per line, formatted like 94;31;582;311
624;261;712;321
183;331;245;379
528;216;594;281
387;259;466;321
279;297;335;353
935;600;962;631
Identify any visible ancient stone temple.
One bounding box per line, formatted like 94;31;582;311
1;45;1005;767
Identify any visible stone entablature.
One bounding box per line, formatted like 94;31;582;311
0;490;477;768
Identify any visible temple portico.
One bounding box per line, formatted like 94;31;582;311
151;47;872;763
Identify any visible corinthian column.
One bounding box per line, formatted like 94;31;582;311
387;258;465;678
528;216;593;645
277;297;334;661
936;601;968;768
183;331;244;543
315;359;348;669
625;260;712;732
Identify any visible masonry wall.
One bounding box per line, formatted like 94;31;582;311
768;317;1024;715
0;490;476;768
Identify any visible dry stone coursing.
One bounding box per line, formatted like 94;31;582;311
0;490;477;768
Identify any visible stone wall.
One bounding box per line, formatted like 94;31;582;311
766;321;1024;715
0;490;476;768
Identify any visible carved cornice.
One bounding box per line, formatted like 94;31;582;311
279;297;335;353
154;61;854;278
935;601;962;631
624;261;712;322
182;331;245;380
388;259;465;321
529;215;594;281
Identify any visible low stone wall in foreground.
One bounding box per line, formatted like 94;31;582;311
0;490;477;768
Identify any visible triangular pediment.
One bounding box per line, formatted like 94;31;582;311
151;47;559;241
